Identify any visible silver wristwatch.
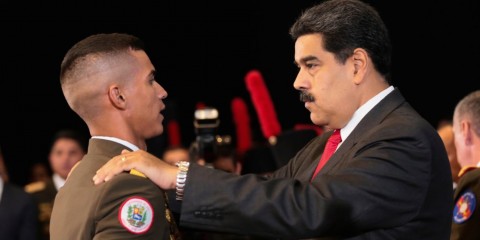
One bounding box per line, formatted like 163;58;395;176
175;161;190;201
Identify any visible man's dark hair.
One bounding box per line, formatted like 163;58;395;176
51;129;88;153
60;33;145;85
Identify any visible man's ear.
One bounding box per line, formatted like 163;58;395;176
461;120;473;146
108;86;127;109
351;48;369;84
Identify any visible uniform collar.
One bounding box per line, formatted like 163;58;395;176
458;166;479;178
91;136;139;151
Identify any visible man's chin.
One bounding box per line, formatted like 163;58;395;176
310;114;324;126
147;127;164;139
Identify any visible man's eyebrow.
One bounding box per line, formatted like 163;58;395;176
294;55;319;66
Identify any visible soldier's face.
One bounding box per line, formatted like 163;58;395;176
122;50;168;140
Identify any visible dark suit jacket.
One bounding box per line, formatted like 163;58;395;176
0;182;38;240
179;89;453;239
450;167;480;240
50;139;170;240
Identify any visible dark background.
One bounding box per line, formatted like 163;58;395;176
0;0;478;186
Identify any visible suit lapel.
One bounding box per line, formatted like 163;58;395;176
292;133;331;182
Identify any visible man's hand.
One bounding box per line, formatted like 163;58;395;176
92;149;178;190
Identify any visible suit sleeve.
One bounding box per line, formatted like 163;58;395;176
93;174;170;240
271;133;329;179
179;128;435;239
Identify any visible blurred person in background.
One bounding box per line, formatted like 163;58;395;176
437;122;461;190
25;129;87;240
0;146;38;240
450;90;480;240
162;145;190;166
28;162;51;184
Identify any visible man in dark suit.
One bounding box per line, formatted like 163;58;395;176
49;33;178;239
93;0;453;239
450;90;480;240
25;129;87;240
0;147;38;240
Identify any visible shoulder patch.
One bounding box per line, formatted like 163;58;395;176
453;190;476;224
24;181;46;193
118;196;154;234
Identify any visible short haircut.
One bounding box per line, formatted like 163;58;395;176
454;90;480;137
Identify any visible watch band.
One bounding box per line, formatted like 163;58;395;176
175;161;190;201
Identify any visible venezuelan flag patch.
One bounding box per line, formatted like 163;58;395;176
119;196;154;234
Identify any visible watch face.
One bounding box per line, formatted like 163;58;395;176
195;108;219;120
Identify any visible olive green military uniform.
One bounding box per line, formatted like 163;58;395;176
451;166;480;240
25;178;58;240
50;138;177;240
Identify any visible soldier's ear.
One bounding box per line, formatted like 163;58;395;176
460;120;473;146
108;86;127;109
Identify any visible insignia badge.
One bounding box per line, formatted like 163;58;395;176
453;190;476;224
118;197;154;234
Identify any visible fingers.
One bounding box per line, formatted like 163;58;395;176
93;153;132;185
92;149;168;186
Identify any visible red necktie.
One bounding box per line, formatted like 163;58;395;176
311;129;342;180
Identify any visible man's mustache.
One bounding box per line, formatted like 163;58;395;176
299;91;315;102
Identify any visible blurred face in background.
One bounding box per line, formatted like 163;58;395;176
49;138;85;179
30;162;50;183
162;147;189;166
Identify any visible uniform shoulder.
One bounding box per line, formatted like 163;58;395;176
105;169;158;191
458;166;480;179
98;169;165;209
24;181;46;193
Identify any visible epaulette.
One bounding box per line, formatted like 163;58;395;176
129;169;146;178
67;161;81;180
24;181;46;193
458;166;478;178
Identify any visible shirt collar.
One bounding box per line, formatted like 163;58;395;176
340;86;394;143
52;173;66;191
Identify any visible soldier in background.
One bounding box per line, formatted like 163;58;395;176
450;90;480;240
25;129;87;240
0;146;38;240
